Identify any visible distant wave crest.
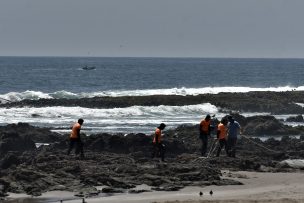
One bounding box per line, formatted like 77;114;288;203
1;86;304;103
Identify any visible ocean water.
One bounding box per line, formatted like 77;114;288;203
1;57;304;134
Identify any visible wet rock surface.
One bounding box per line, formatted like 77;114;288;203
0;123;63;143
1;91;304;198
0;115;304;198
286;114;304;122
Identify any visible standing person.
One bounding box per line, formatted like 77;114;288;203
67;118;85;158
152;123;166;162
199;114;211;156
227;116;241;157
216;117;229;157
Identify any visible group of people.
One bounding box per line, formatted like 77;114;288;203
199;114;241;158
67;114;241;161
151;114;242;161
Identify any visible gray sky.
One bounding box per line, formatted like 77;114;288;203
1;0;304;58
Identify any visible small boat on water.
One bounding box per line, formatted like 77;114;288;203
82;66;96;70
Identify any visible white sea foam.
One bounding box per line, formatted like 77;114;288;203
279;159;304;169
0;103;219;134
0;90;52;103
0;104;302;134
1;86;304;103
295;102;304;108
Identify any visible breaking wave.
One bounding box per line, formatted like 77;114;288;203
1;86;304;103
0;103;218;134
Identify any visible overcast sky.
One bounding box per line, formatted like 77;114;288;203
1;0;304;58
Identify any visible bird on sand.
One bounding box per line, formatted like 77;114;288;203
199;191;203;196
209;190;213;196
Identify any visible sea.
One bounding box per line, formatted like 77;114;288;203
1;57;304;135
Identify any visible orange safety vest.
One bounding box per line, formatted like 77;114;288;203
200;119;211;134
70;123;81;139
217;123;227;140
153;128;162;143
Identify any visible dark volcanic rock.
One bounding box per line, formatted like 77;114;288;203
243;116;287;135
286;114;304;122
1;90;304;198
0;131;36;156
101;187;124;193
84;133;152;155
0;123;63;143
2;91;304;114
0;179;9;197
0;121;304;198
85;135;106;151
0;152;20;169
241;115;304;135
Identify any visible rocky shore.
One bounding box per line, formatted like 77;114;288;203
0;115;304;199
1;91;304;201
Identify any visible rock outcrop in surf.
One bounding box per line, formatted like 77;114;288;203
2;91;304;114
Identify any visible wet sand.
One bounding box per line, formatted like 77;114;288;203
6;171;304;203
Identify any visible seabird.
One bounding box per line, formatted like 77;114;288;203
199;191;203;196
209;190;213;196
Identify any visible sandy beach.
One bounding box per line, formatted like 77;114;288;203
6;171;304;203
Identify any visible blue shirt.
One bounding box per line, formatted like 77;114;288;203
228;121;241;138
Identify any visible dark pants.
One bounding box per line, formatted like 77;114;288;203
152;142;165;161
67;138;84;157
216;139;228;157
227;137;237;157
200;133;208;156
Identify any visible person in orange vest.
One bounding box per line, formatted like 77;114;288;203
199;114;211;156
216;117;229;157
67;118;84;158
152;123;166;162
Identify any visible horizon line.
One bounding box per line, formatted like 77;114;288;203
1;55;304;60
